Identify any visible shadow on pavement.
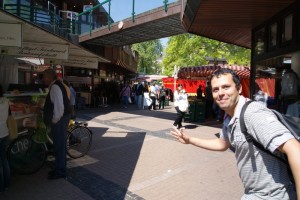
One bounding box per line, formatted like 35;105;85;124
67;127;146;200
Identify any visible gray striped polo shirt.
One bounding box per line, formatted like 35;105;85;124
220;95;296;200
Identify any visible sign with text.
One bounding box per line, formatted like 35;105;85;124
0;23;22;47
61;56;98;69
83;5;93;12
0;42;69;59
64;76;92;84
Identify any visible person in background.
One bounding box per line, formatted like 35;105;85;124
135;79;144;109
159;85;166;110
173;84;188;129
43;69;71;180
99;88;108;107
148;82;157;111
197;85;203;99
0;85;10;192
254;83;268;107
144;82;149;93
205;81;214;119
120;83;131;108
63;80;76;119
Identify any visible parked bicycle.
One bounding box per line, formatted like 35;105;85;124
7;120;93;175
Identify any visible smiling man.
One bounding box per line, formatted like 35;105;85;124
171;68;300;199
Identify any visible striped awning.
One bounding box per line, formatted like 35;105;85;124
177;65;250;79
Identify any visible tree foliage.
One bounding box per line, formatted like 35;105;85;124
162;34;251;76
132;40;163;74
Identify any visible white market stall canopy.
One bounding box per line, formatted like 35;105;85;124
0;9;110;69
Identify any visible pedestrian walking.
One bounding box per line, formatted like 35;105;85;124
120;83;131;108
173;84;188;129
171;68;300;199
159;85;166;109
196;85;203;99
148;82;157;110
63;80;76;119
205;81;214;119
43;69;71;180
0;85;10;192
135;80;144;109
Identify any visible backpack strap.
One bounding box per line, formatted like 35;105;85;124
240;101;254;142
240;101;288;164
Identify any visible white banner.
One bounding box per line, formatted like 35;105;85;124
61;56;98;69
0;42;69;60
0;23;22;47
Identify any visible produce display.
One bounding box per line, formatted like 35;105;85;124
6;93;46;134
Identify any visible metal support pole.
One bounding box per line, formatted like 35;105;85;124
89;10;93;36
132;0;135;22
108;0;111;30
250;30;256;99
163;0;168;13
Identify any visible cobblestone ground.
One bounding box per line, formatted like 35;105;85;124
0;104;243;200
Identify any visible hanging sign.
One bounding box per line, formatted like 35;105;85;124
0;42;69;59
83;5;93;12
61;56;98;69
0;23;22;47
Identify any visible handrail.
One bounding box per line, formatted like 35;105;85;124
132;0;135;22
4;1;171;37
163;0;168;12
75;0;111;35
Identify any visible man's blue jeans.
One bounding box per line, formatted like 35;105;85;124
122;96;129;107
0;136;10;192
51;115;70;177
136;95;142;108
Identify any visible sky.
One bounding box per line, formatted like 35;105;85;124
101;0;176;47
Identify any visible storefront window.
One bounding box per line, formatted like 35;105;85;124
3;0;17;5
269;23;277;48
20;0;30;5
282;14;293;42
255;28;265;54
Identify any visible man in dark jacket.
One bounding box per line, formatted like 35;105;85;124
43;69;70;180
135;79;144;109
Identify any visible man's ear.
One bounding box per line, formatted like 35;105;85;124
238;85;243;94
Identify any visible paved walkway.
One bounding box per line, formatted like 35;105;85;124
0;104;244;200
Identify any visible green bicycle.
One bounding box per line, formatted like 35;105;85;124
7;121;93;175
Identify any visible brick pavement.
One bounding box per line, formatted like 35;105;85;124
0;104;244;200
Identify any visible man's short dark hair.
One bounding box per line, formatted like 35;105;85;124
43;68;57;80
210;68;241;89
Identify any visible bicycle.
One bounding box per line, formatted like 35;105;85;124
7;120;93;175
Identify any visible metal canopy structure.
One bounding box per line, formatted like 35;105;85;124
182;0;298;48
0;9;110;64
79;2;185;47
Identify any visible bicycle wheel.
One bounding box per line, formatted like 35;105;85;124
67;126;92;159
8;134;47;175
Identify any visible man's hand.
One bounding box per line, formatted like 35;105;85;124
171;127;189;144
171;127;230;151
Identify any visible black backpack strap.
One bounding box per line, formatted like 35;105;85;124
240;101;287;164
240;101;254;142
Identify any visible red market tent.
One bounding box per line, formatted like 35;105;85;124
173;65;251;97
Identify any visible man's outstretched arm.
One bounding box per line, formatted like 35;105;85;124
171;127;231;151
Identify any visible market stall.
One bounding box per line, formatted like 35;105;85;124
165;65;252;123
